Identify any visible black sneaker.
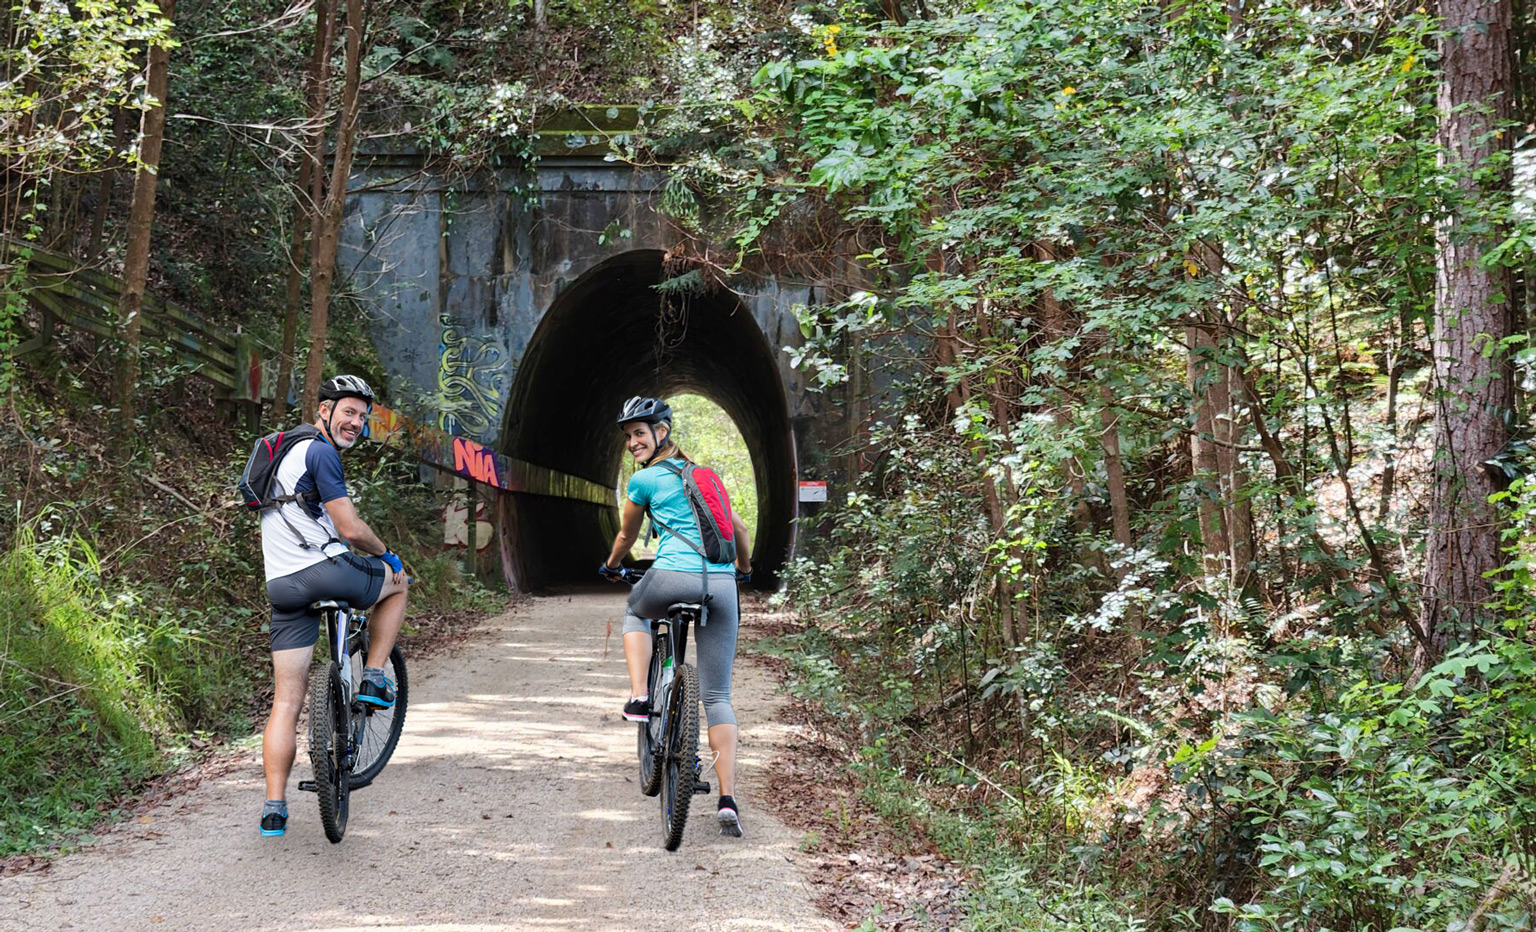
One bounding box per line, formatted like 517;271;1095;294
717;796;743;838
622;697;649;722
358;677;396;708
259;812;287;837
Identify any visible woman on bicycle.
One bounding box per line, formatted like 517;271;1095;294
601;395;752;838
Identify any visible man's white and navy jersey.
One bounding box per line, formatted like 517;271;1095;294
260;437;351;580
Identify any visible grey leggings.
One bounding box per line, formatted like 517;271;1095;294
623;569;738;728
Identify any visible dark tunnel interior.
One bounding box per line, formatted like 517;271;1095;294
501;249;795;590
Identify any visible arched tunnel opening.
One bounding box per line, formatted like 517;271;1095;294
500;249;795;590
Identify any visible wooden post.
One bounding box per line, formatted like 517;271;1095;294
465;480;478;580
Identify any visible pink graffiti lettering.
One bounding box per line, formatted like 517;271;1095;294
453;436;504;488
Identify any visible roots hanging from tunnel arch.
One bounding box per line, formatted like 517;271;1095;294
655;243;707;375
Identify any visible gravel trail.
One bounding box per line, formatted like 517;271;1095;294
0;589;836;932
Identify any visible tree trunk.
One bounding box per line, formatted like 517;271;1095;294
302;0;364;422
1036;244;1092;531
1099;385;1132;552
1377;313;1405;522
1187;319;1228;579
85;107;129;262
114;0;175;422
1220;337;1256;595
1418;0;1514;671
275;0;333;423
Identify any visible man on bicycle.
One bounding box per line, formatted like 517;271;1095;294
257;374;410;837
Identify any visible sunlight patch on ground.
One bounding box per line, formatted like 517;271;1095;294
572;808;638;822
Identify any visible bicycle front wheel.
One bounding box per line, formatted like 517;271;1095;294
348;643;408;786
309;662;350;843
637;646;666;798
660;662;700;851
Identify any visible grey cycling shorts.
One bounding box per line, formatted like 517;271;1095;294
266;552;384;652
623;569;739;727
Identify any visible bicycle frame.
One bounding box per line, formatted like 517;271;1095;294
324;608;367;697
647;611;690;741
654;612;690;685
329;608;351;701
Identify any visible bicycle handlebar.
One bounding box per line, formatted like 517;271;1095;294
599;564;644;584
600;565;751;585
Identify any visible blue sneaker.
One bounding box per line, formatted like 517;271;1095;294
260;812;286;836
358;677;396;708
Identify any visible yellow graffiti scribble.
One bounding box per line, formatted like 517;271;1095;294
437;325;507;437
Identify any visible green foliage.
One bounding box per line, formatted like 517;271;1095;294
0;242;32;395
736;0;1536;926
0;527;245;856
1186;649;1536;930
0;0;175;177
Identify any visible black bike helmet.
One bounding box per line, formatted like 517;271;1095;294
319;374;375;405
617;395;671;427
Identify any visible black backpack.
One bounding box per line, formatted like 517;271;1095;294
238;424;321;510
237;424;337;553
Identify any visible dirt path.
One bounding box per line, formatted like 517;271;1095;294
0;590;838;932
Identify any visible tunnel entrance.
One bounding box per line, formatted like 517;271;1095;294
500;249;795;590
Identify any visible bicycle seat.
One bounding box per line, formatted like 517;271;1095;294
310;600;351;611
667;602;703;615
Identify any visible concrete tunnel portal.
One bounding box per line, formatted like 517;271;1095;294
500;249;796;590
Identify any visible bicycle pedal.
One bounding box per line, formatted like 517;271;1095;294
297;780;317;792
692;780;711;795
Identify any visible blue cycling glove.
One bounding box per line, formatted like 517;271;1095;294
380;551;404;574
599;563;621;579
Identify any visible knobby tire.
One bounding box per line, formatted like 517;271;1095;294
637;643;665;797
349;643;408;786
661;662;700;852
309;662;350;843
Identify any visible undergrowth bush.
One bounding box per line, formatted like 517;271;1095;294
775;438;1536;929
0;528;246;855
345;443;505;614
1184;644;1536;930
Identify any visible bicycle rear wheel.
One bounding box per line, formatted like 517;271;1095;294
309;662;350;843
347;642;408;786
660;662;700;851
637;644;665;797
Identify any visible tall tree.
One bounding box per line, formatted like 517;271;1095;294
301;0;364;422
84;107;130;262
1417;0;1514;668
274;0;334;423
115;0;176;421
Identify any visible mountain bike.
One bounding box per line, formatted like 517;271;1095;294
296;599;408;843
610;569;710;851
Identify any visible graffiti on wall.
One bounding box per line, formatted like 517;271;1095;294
443;498;494;551
437;323;507;438
368;403;613;505
452;435;506;488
